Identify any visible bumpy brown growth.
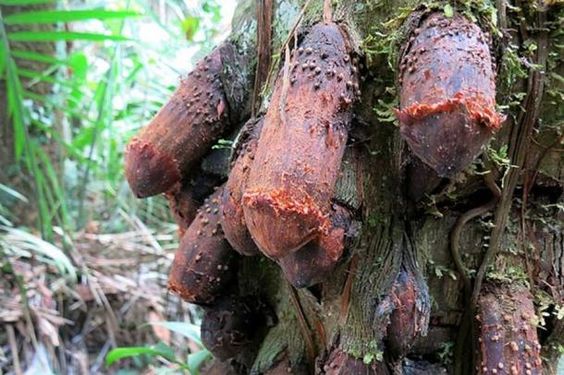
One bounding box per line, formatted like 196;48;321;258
220;118;263;256
476;285;542;375
242;22;359;259
277;203;352;288
385;269;429;360
166;173;222;236
165;183;199;237
167;186;237;305
201;295;271;360
397;13;503;177
124;46;230;198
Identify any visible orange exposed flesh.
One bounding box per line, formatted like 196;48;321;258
397;13;503;177
277;203;351;288
243;22;359;259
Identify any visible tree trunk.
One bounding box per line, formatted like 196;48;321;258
131;1;563;374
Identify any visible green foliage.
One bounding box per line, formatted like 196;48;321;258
182;16;200;41
0;0;225;237
437;341;454;366
8;31;129;42
106;322;212;374
106;343;180;366
443;3;454;18
3;9;139;24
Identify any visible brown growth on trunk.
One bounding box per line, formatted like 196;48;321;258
220;118;263;256
385;269;429;360
166;173;222;237
397;13;503;177
476;285;542;375
165;183;199;237
278;203;352;288
201;295;272;361
167;186;237;305
242;22;359;259
124;46;230;198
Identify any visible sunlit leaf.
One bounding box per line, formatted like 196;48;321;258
187;350;212;375
0;0;54;5
11;50;63;64
4;9;139;24
181;16;200;41
8;31;129;42
67;52;88;110
444;4;454;18
105;343;176;366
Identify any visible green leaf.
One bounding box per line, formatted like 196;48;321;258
8;31;129;42
0;184;28;203
4;9;139;25
0;0;54;5
4;57;25;161
181;16;200;41
187;350;212;375
105;343;176;367
17;68;75;88
149;322;202;346
0;35;5;78
203;1;221;23
67;52;88;110
35;147;71;230
11;49;63;64
444;4;454;18
0;19;53;238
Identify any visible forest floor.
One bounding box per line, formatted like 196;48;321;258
0;213;202;374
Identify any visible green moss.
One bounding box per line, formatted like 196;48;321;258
486;264;530;286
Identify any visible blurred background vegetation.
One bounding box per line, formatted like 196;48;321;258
0;0;235;373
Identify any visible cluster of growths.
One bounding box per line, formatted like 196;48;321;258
122;11;520;368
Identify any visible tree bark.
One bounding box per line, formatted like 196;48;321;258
152;0;563;373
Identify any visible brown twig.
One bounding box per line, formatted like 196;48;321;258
451;172;500;375
288;282;316;368
471;5;549;307
339;254;358;325
323;0;332;24
279;43;291;128
263;0;312;92
6;324;22;375
251;0;273;118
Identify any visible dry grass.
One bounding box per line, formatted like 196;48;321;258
0;212;202;374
